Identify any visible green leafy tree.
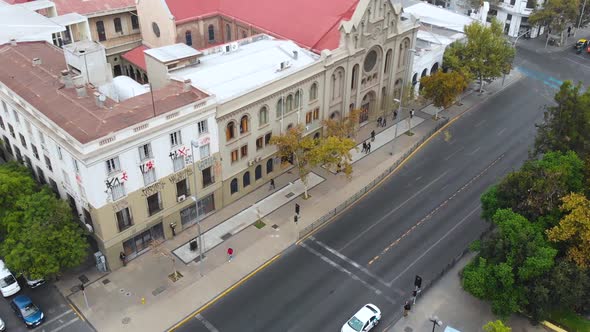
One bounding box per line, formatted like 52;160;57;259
483;320;511;332
0;162;36;231
529;0;580;46
323;109;360;139
420;71;468;119
534;81;590;158
443;19;515;92
1;188;88;279
463;209;557;318
480;151;584;223
547;192;590;268
271;125;355;198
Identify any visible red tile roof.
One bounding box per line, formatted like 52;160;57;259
169;0;359;52
122;45;149;71
0;42;208;144
51;0;135;16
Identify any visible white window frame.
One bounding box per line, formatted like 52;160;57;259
199;144;210;159
111;182;126;200
105;157;121;175
143;168;157;186
198;120;208;135
170;130;182;147
173;155;186;172
138;143;153;161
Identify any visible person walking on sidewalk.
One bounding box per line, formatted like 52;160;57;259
393;110;398;120
119;252;127;267
269;178;275;191
371;130;375;142
362;141;367;153
366;142;371;154
403;301;411;317
377;117;382;127
382;118;387;127
227;247;234;262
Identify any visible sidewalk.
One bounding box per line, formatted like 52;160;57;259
56;69;524;332
515;26;590;54
386;253;548;332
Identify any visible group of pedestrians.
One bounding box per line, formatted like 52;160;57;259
376;116;387;128
361;141;372;154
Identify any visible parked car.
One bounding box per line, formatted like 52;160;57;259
10;295;44;328
23;275;45;289
0;260;20;297
0;317;5;331
341;304;381;332
575;38;588;49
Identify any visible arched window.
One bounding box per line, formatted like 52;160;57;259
394;79;403;100
294;90;301;109
381;87;387;109
431;62;439;74
255;165;262;180
351;64;359;90
266;159;273;173
226;121;236;141
384;49;393;74
240;115;249;134
313;132;320;140
208;25;215;42
259;106;268;126
412;73;418;86
310;83;318;101
286;95;293;112
185;30;192;46
243;171;250;187
287;123;294;131
230;178;238;194
226;23;231;41
276;98;284;118
114;18;122;33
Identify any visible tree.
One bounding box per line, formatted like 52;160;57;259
0;162;36;231
420;71;468;119
271;125;355;198
0;188;89;279
483;320;511;332
534;81;590;158
444;19;515;92
323;109;360;139
547;192;590;268
463;209;557;318
480;151;584;223
529;0;580;46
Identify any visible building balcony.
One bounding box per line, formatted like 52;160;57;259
100;33;142;57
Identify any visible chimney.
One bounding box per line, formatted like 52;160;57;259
75;84;87;98
9;39;16;46
183;79;192;92
61;70;74;88
32;58;42;66
292;51;298;60
94;92;105;108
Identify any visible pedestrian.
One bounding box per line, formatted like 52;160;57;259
269;178;275;190
119;252;127;267
403;301;411;317
227;247;234;262
371;130;375;142
362;141;367;153
367;142;371;154
393;110;398;119
382;118;387;127
377;117;382;127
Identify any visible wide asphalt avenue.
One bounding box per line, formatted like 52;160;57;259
174;42;590;332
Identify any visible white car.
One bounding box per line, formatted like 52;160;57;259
0;316;5;331
23;275;45;289
341;304;381;332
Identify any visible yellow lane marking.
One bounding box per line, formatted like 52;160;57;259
167;254;281;332
68;303;85;322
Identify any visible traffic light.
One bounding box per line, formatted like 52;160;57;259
295;203;300;215
414;275;422;288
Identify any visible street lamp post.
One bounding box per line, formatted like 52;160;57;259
391;98;402;156
429;315;442;332
190;139;204;276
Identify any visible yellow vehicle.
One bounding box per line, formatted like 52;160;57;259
575;39;588;49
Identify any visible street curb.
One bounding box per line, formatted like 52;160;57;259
64;289;99;332
541;321;568;332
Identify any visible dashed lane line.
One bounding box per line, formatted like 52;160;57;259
47;317;80;332
339;170;449;251
196;314;220;332
387;205;480;285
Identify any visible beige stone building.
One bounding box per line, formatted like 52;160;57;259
0;0;420;271
131;0;420;204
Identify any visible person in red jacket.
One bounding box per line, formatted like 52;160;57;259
227;248;234;262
